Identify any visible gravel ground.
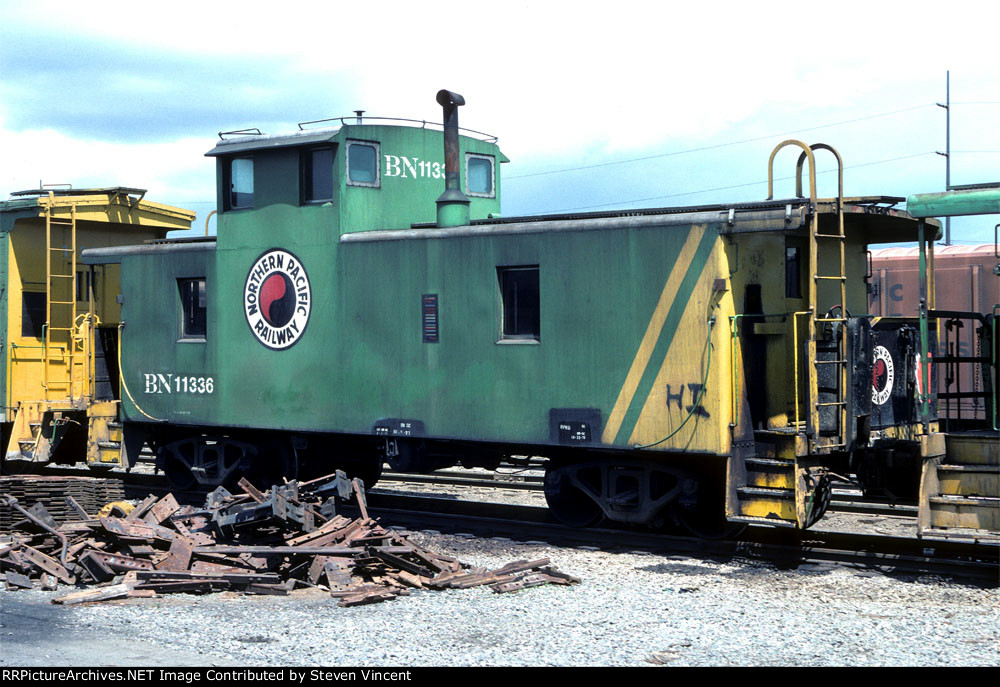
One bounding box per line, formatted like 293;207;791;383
2;529;998;667
2;466;997;667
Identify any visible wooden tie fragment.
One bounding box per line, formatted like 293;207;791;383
1;470;579;607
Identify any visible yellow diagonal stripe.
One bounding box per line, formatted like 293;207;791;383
627;244;718;450
601;225;706;445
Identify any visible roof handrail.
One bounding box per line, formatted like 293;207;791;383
10;186;148;199
296;114;498;143
218;128;264;140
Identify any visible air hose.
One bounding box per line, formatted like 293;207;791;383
634;317;715;450
117;322;166;422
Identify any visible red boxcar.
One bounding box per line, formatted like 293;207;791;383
869;244;999;422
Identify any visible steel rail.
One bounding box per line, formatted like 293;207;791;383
379;470;919;518
360;492;998;585
3;467;991;582
4;462;919;520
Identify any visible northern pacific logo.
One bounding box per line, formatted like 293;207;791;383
244;248;311;350
872;345;895;406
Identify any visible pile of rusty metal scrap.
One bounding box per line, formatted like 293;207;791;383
0;471;578;606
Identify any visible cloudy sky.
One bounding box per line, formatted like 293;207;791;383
2;0;997;242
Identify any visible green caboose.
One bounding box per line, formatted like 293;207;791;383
82;91;997;538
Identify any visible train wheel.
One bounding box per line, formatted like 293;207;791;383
246;439;298;491
543;464;604;528
159;436;255;492
671;477;747;540
801;471;832;529
161;442;199;492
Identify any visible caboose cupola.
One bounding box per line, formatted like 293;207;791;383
206;102;506;244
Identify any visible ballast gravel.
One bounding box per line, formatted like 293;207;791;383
2;530;997;667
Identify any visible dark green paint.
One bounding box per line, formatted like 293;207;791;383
118;121;726;449
1;231;8;416
119;246;217;421
210;124;505;244
121;220;714;447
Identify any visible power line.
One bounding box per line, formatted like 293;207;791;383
506;103;937;181
524;152;936;215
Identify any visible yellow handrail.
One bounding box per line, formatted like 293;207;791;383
791;311;812;429
767;140;847;450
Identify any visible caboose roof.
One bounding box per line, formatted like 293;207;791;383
205;116;503;158
345;196;937;244
206;127;341;157
0;187;195;233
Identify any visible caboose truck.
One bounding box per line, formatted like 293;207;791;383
78;91;998;538
1;189;194;469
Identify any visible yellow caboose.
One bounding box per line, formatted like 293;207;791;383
1;187;193;469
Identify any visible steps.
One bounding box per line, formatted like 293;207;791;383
919;432;1000;542
731;431;805;527
86;401;123;467
5;404;48;462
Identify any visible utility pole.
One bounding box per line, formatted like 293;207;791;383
935;70;951;245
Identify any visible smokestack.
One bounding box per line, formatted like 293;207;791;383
435;89;470;228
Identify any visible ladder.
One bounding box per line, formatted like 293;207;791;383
43;192;79;402
767;142;848;453
805;145;848;452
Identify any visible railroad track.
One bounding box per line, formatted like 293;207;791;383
4;463;995;584
360;491;999;585
379;469;921;519
3;460;920;519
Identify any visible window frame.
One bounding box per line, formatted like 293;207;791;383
784;238;805;300
177;277;207;342
224;156;255;211
497;265;540;344
465;153;496;198
300;145;336;204
21;290;45;339
346;139;381;188
76;269;93;303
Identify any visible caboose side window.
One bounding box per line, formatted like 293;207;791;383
227;157;254;210
498;266;540;341
76;270;93;303
302;146;335;203
346;141;380;187
178;278;207;340
466;154;495;197
785;241;803;299
21;291;45;338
